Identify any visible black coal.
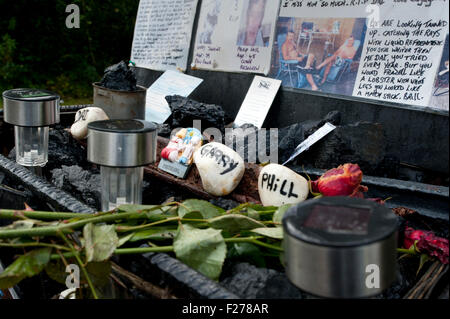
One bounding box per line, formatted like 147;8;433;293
99;61;138;91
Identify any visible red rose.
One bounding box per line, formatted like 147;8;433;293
404;226;449;264
311;163;368;197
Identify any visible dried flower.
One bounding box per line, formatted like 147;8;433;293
403;226;449;264
310;163;368;197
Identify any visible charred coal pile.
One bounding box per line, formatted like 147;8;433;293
0;88;448;300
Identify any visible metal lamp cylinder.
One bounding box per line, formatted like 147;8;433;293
283;196;398;299
87;119;157;211
2;88;60;167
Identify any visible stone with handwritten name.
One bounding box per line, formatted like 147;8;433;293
193;142;245;197
70;107;109;140
258;164;308;207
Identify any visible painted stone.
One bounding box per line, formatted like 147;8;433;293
70;107;109;140
258;164;309;206
193;142;245;196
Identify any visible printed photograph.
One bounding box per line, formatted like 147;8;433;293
236;0;274;47
269;17;367;94
429;34;449;111
197;0;222;44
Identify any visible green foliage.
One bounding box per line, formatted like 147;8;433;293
209;214;266;233
0;248;51;289
0;199;287;294
0;1;140;99
83;223;119;262
173;225;227;281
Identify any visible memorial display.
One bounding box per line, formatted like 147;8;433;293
0;0;448;303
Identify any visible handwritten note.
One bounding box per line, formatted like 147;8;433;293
353;17;447;106
234;76;282;129
131;0;199;71
146;71;203;123
276;0;449;110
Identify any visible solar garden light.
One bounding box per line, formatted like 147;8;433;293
87;119;157;211
283;196;398;298
2;89;60;168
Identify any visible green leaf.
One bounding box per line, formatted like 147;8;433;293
83;223;119;262
118;233;134;247
251;227;284;239
173;225;226;281
82;262;112;288
208;214;265;233
117;204;176;219
45;259;70;285
129;227;177;242
246;208;260;220
182;211;204;220
227;243;266;268
273;204;292;224
417;254;432;276
117;204;158;212
178;199;222;219
0;248;51;289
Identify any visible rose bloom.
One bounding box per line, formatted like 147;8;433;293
404;226;449;264
311;163;368;197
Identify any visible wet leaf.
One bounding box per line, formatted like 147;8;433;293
273;204;292;224
83;223;119;262
227;243;266;268
178;199;222;219
129;227;177;242
208;214;265;233
173;225;226;281
251;227;284;239
0;248;52;289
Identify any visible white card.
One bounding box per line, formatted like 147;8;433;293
283;122;337;165
145;70;203;124
234;76;282;129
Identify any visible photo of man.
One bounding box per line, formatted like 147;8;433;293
236;0;271;47
315;35;357;85
270;17;367;95
281;30;319;90
198;0;222;44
